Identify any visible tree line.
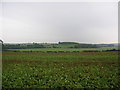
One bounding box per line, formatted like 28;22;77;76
1;41;114;49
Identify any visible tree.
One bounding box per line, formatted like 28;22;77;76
0;40;3;44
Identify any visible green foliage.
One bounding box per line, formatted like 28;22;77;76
3;43;45;49
58;42;79;44
2;51;120;88
2;42;115;49
74;44;98;48
7;47;118;52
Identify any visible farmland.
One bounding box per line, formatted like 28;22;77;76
2;51;120;88
7;47;118;52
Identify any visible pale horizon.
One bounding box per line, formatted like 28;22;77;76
2;41;119;44
1;2;118;44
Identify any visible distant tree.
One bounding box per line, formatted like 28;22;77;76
74;44;98;48
0;40;3;44
59;42;79;44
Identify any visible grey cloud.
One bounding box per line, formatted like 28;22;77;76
1;2;118;43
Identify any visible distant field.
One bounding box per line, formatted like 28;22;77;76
8;47;118;52
44;44;78;48
2;51;120;88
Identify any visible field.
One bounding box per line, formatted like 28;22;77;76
2;50;120;88
8;47;118;52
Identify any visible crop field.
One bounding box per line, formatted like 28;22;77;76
2;51;120;88
8;47;118;52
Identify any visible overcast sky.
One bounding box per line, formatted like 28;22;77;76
1;2;118;43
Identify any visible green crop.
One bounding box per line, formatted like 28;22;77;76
2;51;120;88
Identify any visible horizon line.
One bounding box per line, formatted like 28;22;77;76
2;41;119;44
